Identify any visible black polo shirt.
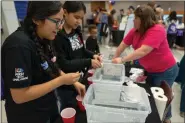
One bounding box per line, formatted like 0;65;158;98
1;28;58;123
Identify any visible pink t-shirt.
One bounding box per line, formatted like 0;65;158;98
123;24;176;73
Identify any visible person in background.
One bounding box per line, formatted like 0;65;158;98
86;24;100;54
180;83;185;118
96;8;109;47
98;8;109;48
117;9;124;24
165;11;178;48
108;9;116;44
112;5;179;123
175;55;185;118
95;8;103;44
123;6;135;38
93;7;101;25
1;1;81;123
147;1;156;9
53;1;102;111
155;5;164;25
120;10;129;31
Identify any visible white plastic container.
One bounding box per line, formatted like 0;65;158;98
92;62;125;85
83;84;151;123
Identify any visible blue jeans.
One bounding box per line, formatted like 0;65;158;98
180;84;185;112
97;23;102;44
148;64;179;119
57;88;78;112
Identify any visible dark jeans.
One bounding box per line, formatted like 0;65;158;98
175;55;185;89
167;34;176;48
148;64;179;119
180;84;185;112
6;106;59;123
57;88;78;112
97;23;102;44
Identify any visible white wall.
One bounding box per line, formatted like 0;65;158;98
2;1;19;42
83;1;92;26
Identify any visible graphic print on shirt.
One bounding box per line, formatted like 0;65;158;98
68;34;83;51
13;68;28;81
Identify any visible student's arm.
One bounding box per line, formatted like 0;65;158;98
11;74;77;104
113;42;128;58
84;48;94;59
58;53;92;73
113;28;164;63
5;47;80;104
113;28;135;58
121;45;153;62
55;44;92;72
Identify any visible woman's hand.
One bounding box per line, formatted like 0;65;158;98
73;82;86;97
91;59;101;69
112;57;123;64
61;72;81;85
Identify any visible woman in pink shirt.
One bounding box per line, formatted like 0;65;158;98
112;5;179;123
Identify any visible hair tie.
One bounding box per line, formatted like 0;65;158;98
51;56;56;63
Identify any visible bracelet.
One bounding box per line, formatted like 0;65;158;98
121;58;125;64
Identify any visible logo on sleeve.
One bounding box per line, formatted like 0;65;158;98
41;61;49;70
13;68;28;81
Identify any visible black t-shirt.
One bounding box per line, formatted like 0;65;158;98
85;36;100;54
1;28;58;123
64;29;85;59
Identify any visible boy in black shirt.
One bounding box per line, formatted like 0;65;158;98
86;25;100;54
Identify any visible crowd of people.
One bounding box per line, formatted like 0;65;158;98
1;1;184;123
89;1;184;51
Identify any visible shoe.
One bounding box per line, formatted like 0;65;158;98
105;45;111;49
163;119;171;123
180;112;185;118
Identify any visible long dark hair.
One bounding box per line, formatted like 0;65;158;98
168;11;177;22
63;1;86;13
24;1;62;78
134;5;158;35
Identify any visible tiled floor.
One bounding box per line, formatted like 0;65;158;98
0;46;184;123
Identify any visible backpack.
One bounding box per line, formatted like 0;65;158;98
100;14;108;24
100;23;109;37
167;23;177;35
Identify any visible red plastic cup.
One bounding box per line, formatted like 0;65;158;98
76;95;85;111
61;108;76;123
87;77;93;85
88;69;95;77
136;76;147;83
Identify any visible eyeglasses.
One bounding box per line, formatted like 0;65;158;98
46;17;65;28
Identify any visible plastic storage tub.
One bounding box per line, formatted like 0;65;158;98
91;62;125;85
83;84;151;123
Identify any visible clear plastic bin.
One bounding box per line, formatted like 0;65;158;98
92;62;125;85
83;84;151;123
